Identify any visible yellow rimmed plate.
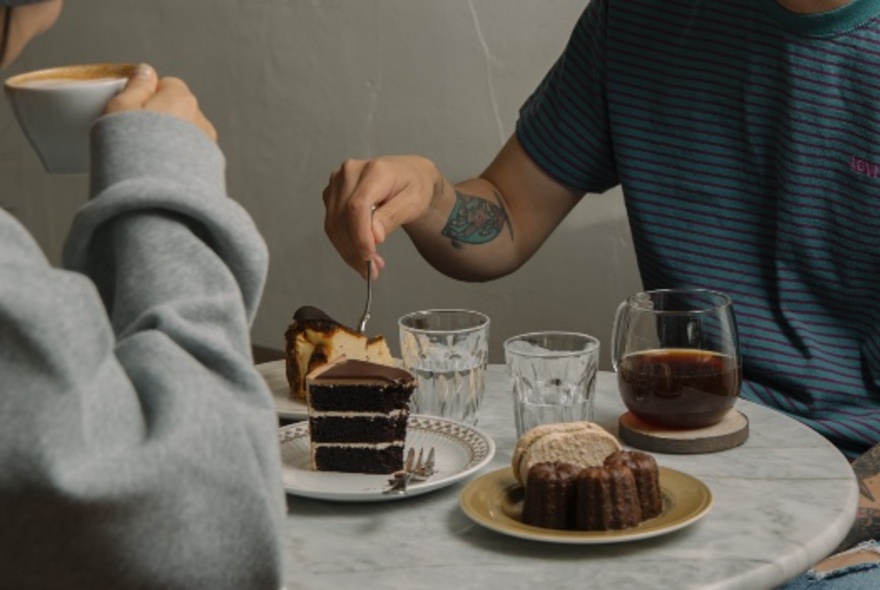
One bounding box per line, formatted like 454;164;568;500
459;466;712;544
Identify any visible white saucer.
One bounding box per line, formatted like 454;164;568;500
256;359;308;421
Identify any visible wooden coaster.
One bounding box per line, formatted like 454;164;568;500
618;410;749;454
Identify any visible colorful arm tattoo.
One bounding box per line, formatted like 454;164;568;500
441;190;513;248
836;444;880;551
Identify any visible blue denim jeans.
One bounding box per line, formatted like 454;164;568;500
778;541;880;590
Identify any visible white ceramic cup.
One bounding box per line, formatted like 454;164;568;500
4;63;135;174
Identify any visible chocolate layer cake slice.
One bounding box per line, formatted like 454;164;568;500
306;358;416;474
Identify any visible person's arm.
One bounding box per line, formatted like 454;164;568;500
0;67;284;589
323;134;582;282
835;444;880;551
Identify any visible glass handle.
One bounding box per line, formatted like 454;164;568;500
610;300;628;372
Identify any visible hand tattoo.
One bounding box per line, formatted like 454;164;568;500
441;190;513;249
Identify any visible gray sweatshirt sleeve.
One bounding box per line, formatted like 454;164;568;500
0;111;285;589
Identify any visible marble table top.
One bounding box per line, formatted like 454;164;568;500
281;367;858;590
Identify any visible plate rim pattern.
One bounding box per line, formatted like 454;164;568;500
278;414;496;502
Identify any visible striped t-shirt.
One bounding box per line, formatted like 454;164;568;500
517;0;880;459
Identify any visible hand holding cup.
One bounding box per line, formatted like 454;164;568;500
4;63;135;174
4;62;217;175
105;64;216;142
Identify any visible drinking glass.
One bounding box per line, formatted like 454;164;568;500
611;288;741;429
398;309;490;426
505;332;600;438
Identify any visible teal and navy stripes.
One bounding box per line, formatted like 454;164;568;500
518;0;880;459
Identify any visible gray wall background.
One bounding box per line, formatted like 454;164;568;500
0;0;641;367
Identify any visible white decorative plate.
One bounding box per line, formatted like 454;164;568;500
279;415;496;502
256;359;308;421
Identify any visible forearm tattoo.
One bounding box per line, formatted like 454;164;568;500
837;444;880;551
441;190;513;249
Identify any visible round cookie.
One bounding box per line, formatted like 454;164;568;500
512;422;622;485
512;422;588;484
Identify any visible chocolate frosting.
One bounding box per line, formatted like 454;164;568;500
311;358;415;385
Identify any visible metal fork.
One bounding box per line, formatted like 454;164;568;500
382;447;436;495
356;260;372;334
357;206;376;334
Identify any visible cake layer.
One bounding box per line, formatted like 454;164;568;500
305;358;417;474
309;414;408;444
308;384;415;413
312;444;405;474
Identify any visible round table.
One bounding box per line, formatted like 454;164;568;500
281;367;858;590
